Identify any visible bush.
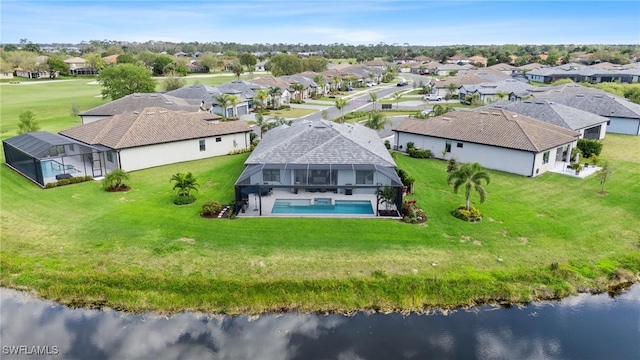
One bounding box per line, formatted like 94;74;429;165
201;199;223;216
408;148;432;159
577;138;603;158
44;182;57;188
84;175;93;181
452;205;482;222
57;179;71;186
406;142;415;151
447;158;459;173
173;194;197;205
384;140;391;149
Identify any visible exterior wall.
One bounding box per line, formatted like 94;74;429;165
248;168;393;191
606;116;640;135
578;122;607;140
395;132;559;177
118;132;249;172
81;115;110;124
1;72;14;79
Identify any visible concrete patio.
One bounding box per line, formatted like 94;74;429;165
549;161;601;179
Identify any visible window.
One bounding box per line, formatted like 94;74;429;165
199;139;206;151
106;151;113;163
542;151;550;164
445;141;452;153
69;144;75;152
215;137;222;142
355;170;374;184
263;169;280;182
456;142;463;148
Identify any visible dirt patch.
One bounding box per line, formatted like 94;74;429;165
460;235;471;243
519;237;529;244
177;237;195;244
597;191;610;196
472;240;482;246
536;213;547;217
71;194;79;199
106;185;131;192
500;229;508;237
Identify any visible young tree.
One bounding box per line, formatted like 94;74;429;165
268;87;282;109
232;63;244;79
102;169;130;191
365;112;390;131
70;102;80;120
97;64;156;100
229;95;239;119
46;56;69;76
239;53;258;68
16;110;40;134
427;104;455;118
597;161;611;194
85;53;106;71
377;186;397;212
254;89;269;112
291;83;304;101
446;162;490;211
334;98;348;122
163;71;186;91
369;91;378;112
392;91;403;109
153;55;174;75
170;172;199;197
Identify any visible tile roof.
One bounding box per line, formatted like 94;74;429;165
393;109;579;152
61;107;248;149
246;120;396;167
479;100;609;131
64;57;87;64
80;93;200;116
250;76;292;90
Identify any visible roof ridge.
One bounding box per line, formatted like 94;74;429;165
336;129;396;167
113;110;146;148
501;111;540;152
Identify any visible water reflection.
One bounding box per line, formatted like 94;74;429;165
1;286;639;360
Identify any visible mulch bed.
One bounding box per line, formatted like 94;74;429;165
200;205;233;219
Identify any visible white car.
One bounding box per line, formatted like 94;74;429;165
423;94;442;101
366;82;377;87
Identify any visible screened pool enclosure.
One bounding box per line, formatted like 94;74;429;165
2;132;115;187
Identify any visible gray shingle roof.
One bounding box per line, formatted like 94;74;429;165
61;107;248;149
246;120;396;167
393;109;579;152
460;79;535;97
479;100;609;131
165;84;221;103
535;85;640;119
80;93;200;116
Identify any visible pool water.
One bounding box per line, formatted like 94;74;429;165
272;199;374;215
41;160;79;178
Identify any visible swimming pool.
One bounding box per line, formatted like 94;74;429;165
41;160;79;178
272;198;374;215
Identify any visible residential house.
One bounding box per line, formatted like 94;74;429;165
362;59;393;71
480;100;609;139
298;71;330;95
534;85;640;135
468;55;489;67
255;61;267;72
79;93;201;124
164;84;220;110
525;63;640;84
393;109;579;177
458;79;536;103
102;55;119;65
280;75;318;100
234;120;403;216
64;57;87;70
249;76;292;108
486;63;518;75
213;80;264;117
432;63;473;76
392;56;417;65
432;70;511;98
60;107;251;172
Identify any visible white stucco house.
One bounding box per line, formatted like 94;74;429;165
60;107;251;172
393;109;580;177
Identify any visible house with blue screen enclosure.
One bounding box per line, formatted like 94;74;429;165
234;120;403;217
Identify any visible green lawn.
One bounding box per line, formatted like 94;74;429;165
1;131;638;314
262;107;318;118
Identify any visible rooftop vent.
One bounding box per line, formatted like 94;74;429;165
479;111;489;114
133;111;139;114
149;94;158;97
146;112;155;115
442;117;451;121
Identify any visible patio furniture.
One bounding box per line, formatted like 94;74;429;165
345;184;353;195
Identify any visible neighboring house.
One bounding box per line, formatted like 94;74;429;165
249;76;292;108
458;79;536;103
432;63;473;76
60;107;251;172
214;80;264;117
280;75;318;100
486;63;518;75
79;93;201;124
255;61;267;72
535;85;640;135
393;109;579;177
14;67;51;79
447;55;471;64
526;63;640;84
102;55;119;65
362;59;393;70
392;56;417;65
480;100;609;139
165;83;220;109
234;120;403;216
3;131;111;187
432;70;511;98
1;71;14;79
468;55;489;67
64;57;87;70
187;61;208;73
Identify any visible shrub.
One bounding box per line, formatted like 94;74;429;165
57;179;71;186
44;182;57;188
447;158;459;173
452;205;482;222
384;140;391;149
406;142;415;151
201;199;223;216
83;175;93;181
408;148;432;159
69;176;83;184
173;194;196;205
577;138;603;158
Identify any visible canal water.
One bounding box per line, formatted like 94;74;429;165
1;285;639;360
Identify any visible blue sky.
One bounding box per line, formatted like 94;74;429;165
1;1;639;45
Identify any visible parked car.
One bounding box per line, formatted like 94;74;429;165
340;86;353;91
423;94;442;101
397;81;408;86
366;82;377;87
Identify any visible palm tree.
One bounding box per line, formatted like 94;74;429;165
215;94;231;120
291;83;304;101
364;112;390;131
495;91;508;101
232;64;244;79
392;91;403;109
334;98;348;122
254;89;269;112
102;169;130;191
368;91;378;112
445;162;490;211
229;95;239;119
170;172;199;197
313;74;324;96
427;104;455;117
268;87;282;109
376;186;396;212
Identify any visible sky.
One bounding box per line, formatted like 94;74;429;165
1;0;639;46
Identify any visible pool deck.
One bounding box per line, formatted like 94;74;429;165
237;188;398;218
